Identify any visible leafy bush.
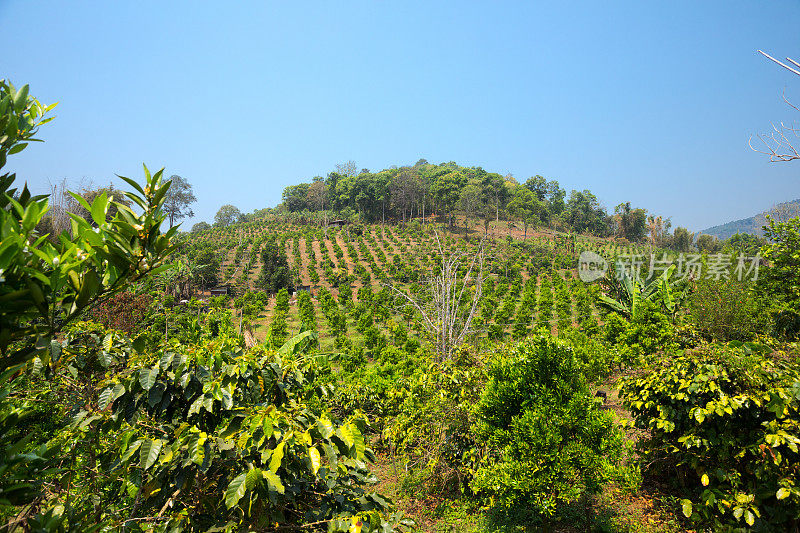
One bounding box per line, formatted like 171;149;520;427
472;336;627;519
620;344;800;530
386;348;484;494
604;301;676;364
41;330;409;531
558;329;614;383
686;278;770;341
256;236;293;293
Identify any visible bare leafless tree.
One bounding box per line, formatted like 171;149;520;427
40;177;94;237
306;179;328;226
759;50;800;77
390;167;420;223
46;178;73;235
389;230;485;360
751;50;800;162
335;160;358;177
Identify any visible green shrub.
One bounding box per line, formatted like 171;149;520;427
604;301;676;364
558;329;615;383
387;348;484;494
620;344;800;530
686;278;770;341
472;336;627;518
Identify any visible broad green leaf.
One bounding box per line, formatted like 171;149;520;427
224;472;248;509
777;488;789;500
245;467;263;490
98;387;113;410
111;383;126;400
140;439;162;471
277;330;317;357
160;351;175;370
189;431;207;465
98;350;112;368
102;333;113;352
13;84;29;112
338;425;354;448
139;365;159;390
350;424;365;458
148;383;164;408
121;439;143;463
89;192;108;226
8;142;27;155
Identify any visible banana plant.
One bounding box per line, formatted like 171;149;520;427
599;264;686;319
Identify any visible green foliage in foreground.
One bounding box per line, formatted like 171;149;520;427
472;336;630;519
44;327;407;531
621;344;800;530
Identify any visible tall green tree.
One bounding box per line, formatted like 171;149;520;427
614;202;648;242
191;221;210;233
482;172;508;223
163;174;197;227
761;216;800;307
214;204;242;226
257;236;293;293
507;185;541;239
565;189;607;235
282;183;310;212
457;180;484;234
671;226;694;252
431;170;466;226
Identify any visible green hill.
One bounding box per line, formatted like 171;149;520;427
699;199;800;239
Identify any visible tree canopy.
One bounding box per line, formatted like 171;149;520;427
163;174;197;227
214;204;243;227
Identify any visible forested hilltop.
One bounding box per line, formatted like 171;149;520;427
270;159;729;251
279;159;637;237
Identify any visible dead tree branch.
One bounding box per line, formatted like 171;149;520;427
751;51;800;162
388;230;486;360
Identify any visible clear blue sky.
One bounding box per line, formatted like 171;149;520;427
2;1;799;231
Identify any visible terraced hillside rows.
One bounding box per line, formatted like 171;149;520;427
188;219;653;351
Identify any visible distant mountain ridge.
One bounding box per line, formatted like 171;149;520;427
699;199;800;240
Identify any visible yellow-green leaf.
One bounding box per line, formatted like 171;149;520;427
681;499;693;518
269;442;285;473
264;471;284;494
245;468;263;490
308;447;321;475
